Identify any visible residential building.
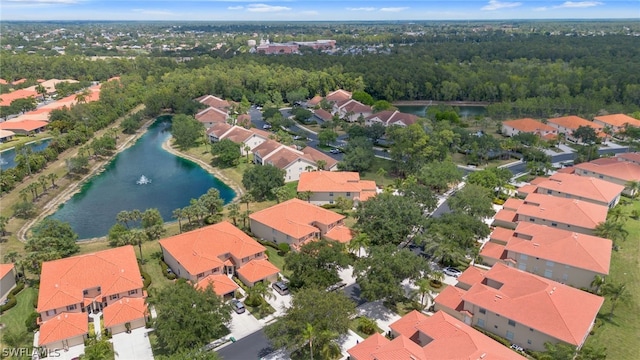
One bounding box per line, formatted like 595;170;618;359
159;221;279;288
617;152;640;166
256;43;299;54
547;116;604;143
0;88;39;107
196;94;231;111
249;198;352;249
573;157;640;196
333;99;372;122
102;297;148;335
0;129;15;143
517;173;624;208
195;106;229;129
252;141;338;183
0;264;16;301
312;108;333;122
501;118;558;139
325;89;352;104
593;114;640;134
297;171;377;205
493;193;608;235
365;110;419;127
0;120;47;135
480;222;611;289
434;263;604;352
36;246;146;350
207;124;270;155
348;310;526;360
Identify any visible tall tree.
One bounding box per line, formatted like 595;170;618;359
171;114;205;149
285;239;351;290
447;184;495;219
602;282;631;320
211;139;241;167
242;165;285;201
141;208;165;240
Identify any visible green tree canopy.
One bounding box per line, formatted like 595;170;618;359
211;139;241;167
285;239;351;290
447;184;495;219
418;160;463;194
242;165;286;201
172;114;204;149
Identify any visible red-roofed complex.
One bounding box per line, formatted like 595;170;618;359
0;88;38;107
208;124;270;155
366;110;419;127
37;246;145;349
250;198;351;249
196;95;231;111
325;89;352;103
159;221;279;287
434;263;603;351
0;263;17;301
617;152;640;166
493;193;608;235
480;222;611;289
348;310;526;360
297;171;377;205
0;120;47;135
574;157;640;196
547;116;604;143
196;274;239;299
502;118;558;138
252;141;338;183
517;173;624;208
195;106;229;128
334;99;373;122
102;297;148;335
593;114;640;134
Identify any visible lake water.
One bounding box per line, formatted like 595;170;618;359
50;116;235;239
397;105;487;118
0;139;52;170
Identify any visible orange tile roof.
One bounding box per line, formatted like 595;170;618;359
0;263;15;279
222;126;253;143
0;88;39;106
548;116;602;131
196;95;231;110
518;193;608;230
457;266;487;287
307;95;324;107
0;120;48;132
248;127;271;138
461;263;604;346
265;146;304;169
159;221;266;276
493;209;517;223
617;152;640;164
505;222;611;274
253;139;283;158
434;285;466;312
12;78;26;85
489;227;513;244
517;184;538;196
347;332;389;360
324;225;354;243
314;108;333;121
236;258;280;284
339;99;372;114
535;173;625;204
556;167;575;174
594;114;640;128
503;118;556;133
0;78;7;85
196;274;239;296
250;198;345;239
367;110;419;127
575;159;640;182
502;198;524;211
37;246;142;313
103;297;148;328
301;146;339;169
297;171;362;192
528;177;547;185
480;242;507;261
195;107;228;124
38;312;88;346
207;122;233;138
325;89;352;103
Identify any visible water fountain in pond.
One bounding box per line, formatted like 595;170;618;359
136;175;151;185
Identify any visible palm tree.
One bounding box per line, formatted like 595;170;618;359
298;190;313;203
302;323;316;360
227;203;240;226
348;232;370;257
75;89;90;104
81;337;116;360
247;281;275;304
595;220;628;248
38;175;48;194
244;145;251;162
3;251;26;277
316;160;327;171
130;229;148;262
116;210;131;229
2;329;30;349
602;282;630;320
607;206;627;224
625;180;640;199
172;209;184;233
240;193;253;212
590;274;606;295
0;215;8;237
47;173;59;188
413;278;433;310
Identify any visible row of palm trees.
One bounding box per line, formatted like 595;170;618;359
18;173;59;202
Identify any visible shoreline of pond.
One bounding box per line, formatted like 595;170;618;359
393;100;490;107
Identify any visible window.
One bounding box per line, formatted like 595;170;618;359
329;200;334;204
530;218;535;222
519;254;528;260
109;294;119;300
518;263;527;271
544;269;553;278
197;272;205;278
128;289;138;295
528;339;532;345
506;331;515;341
479;308;486;314
83;290;89;295
243;257;249;263
546;190;552;194
530;328;534;332
508;319;516;327
346;192;351;197
477;319;485;328
67;304;77;311
562;273;569;282
329;192;334;197
546;260;555;267
551;223;558;227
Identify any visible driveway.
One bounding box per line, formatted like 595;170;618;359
112;327;154;360
228;309;263;340
264;287;292;318
356;301;401;334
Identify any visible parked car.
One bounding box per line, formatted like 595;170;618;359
262;124;272;129
272;281;289;295
443;267;462;278
510;344;524;352
231;299;246;314
325;282;346;292
329;148;340;154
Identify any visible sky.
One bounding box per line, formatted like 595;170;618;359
1;1;638;21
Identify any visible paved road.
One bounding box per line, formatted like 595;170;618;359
503;147;630;175
216;329;274;360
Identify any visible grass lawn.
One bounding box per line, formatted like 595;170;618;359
245;302;275;320
266;248;291;278
360;157;396;187
584;198;640;359
0;287;38;349
384;298;422;317
349;316;384;339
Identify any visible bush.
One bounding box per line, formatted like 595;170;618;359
492;198;506;205
321;203;337;209
429;279;443;288
26;311;39;332
140;270;152;290
473;326;511;347
245;295;262;307
0;295;17;313
357;317;378;335
158;260;174;280
167;273;177;280
277;243;290;255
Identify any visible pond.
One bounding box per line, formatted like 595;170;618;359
50;116;235;239
0;138;52;170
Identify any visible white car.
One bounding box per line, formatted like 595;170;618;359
443;267;462;278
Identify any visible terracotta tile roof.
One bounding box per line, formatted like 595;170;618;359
250;198;344;239
434;285;466;312
38;312;87;346
297;171;362;192
25;79;79;94
324;225;354;243
339;99;372;114
594;114;640;128
547;116;602;131
462;263;604;346
617;152;640;164
206;122;233;138
253;140;283;158
195;106;228;124
357;181;378;202
505;222;611;274
373;335;427;360
528;177;547;185
0;89;39;107
248;127;271;138
0;263;15;278
493;209;517;223
0;120;48;132
518;193;608;230
457;266;487;287
347;332;389;360
575;159;640;182
307;95;324;107
517;184;538;196
196;274;239;296
301;146;338;169
160;222;265;276
237;114;251;124
314;108;333;121
222;126;253;143
480;242;507;261
0;130;15;139
556;167;575;174
489;227;513;244
535;173;625;204
366;110;420;127
196;95;231;110
265;147;304;169
325;89;352;103
12;78;26;86
236;258;280;284
103;297;148;328
0;78;7;85
502;198;524;211
503;118;556;133
37;246;142;313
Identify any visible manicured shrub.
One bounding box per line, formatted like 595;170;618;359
357;317;378;335
25;311;40;332
277;243;290;255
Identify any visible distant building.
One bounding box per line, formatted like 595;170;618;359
547;116;605;143
501;118;558;139
593;114;640;134
297;171;377;205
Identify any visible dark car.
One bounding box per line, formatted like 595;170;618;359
272;281;289;295
231;299;246;314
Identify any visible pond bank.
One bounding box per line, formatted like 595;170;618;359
393;100;490;107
